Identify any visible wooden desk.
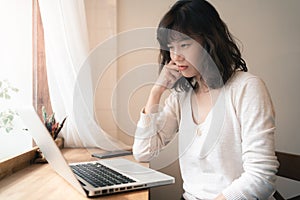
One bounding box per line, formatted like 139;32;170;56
0;148;148;200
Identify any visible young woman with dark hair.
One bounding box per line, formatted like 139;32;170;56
133;1;279;199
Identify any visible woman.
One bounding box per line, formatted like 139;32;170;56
133;0;279;199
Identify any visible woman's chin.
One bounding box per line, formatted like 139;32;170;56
181;73;194;78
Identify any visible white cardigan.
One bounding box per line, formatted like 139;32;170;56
133;71;279;200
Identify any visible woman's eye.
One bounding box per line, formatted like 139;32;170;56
181;43;190;48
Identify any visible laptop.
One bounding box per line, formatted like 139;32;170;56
17;107;174;197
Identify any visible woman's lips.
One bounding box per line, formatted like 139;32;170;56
178;66;188;71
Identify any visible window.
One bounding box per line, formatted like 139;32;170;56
0;0;33;161
0;0;51;164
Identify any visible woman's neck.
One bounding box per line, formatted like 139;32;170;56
195;75;209;94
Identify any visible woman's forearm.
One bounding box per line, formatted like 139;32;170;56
144;85;166;114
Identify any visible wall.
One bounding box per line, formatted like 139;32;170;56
85;0;119;140
116;0;177;144
85;0;176;144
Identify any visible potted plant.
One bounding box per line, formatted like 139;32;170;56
33;106;67;163
42;106;67;147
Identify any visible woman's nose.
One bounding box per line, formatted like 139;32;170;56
171;51;184;61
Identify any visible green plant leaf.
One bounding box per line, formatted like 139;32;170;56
3;118;8;125
42;106;47;123
7;115;13;121
4;94;11;99
0;79;18;133
6;127;13;133
12;88;19;92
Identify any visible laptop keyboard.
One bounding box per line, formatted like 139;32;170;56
70;163;136;188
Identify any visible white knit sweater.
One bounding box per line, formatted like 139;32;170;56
133;71;279;200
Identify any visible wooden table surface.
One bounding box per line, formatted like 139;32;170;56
0;148;149;200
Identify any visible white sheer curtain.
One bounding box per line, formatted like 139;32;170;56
38;0;128;150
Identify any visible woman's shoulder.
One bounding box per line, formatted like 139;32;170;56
225;71;270;101
229;71;257;82
226;71;265;88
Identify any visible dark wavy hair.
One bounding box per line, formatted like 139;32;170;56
157;0;247;91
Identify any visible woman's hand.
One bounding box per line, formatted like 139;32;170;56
155;60;182;91
144;61;181;114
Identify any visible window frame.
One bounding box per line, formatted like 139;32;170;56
32;0;53;119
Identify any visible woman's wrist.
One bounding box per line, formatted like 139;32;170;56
144;85;166;114
151;85;166;95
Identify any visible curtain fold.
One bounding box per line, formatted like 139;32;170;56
38;0;128;150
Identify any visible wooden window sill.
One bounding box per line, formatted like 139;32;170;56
0;146;39;180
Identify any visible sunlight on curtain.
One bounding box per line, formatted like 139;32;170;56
38;0;129;150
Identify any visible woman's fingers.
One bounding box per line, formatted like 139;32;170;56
166;61;182;81
156;62;182;89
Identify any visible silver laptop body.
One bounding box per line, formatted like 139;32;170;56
18;107;174;197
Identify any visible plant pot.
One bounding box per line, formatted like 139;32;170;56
55;137;64;149
34;137;64;163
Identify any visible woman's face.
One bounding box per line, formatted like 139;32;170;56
167;37;203;79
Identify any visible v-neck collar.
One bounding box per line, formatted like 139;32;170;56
179;87;226;159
